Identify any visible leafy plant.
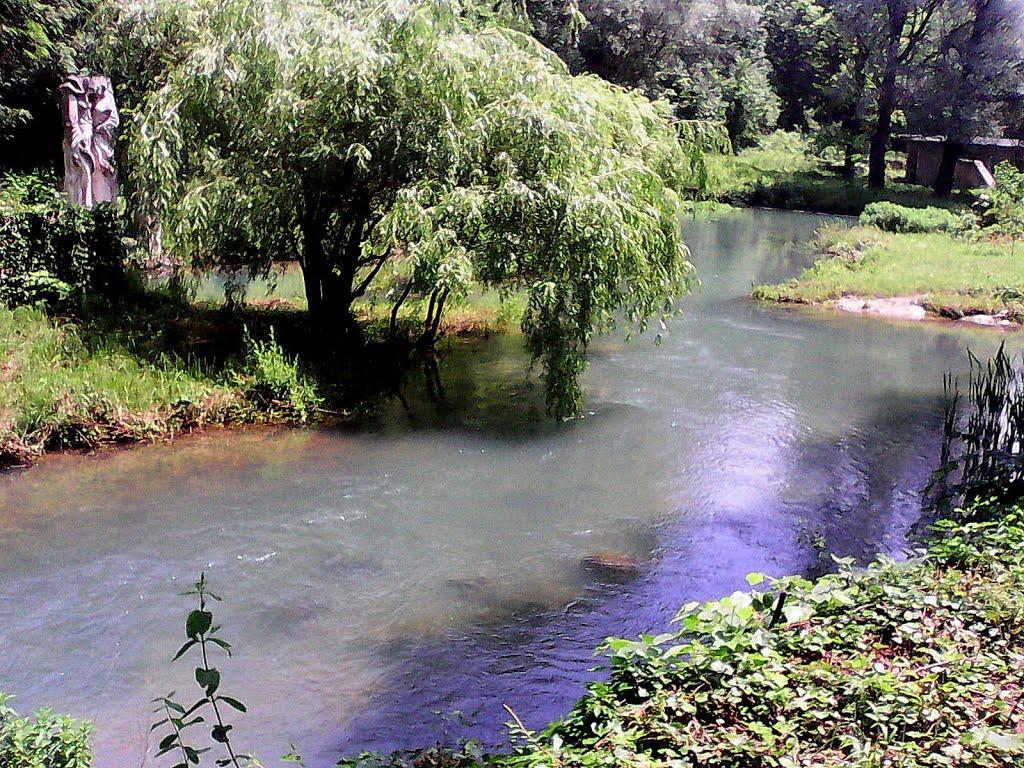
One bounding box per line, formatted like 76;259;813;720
0;172;125;311
152;574;252;768
976;162;1024;255
234;329;321;421
0;693;91;768
859;201;961;234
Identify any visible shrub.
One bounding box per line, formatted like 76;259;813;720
0;172;125;311
975;163;1024;250
859;201;962;234
235;328;321;421
0;694;92;768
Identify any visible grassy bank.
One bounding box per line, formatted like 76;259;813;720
0;305;245;468
753;225;1024;320
705;133;964;216
0;284;525;469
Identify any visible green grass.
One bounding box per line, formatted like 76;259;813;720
753;224;1024;318
0;305;239;467
0;280;527;467
706;132;967;216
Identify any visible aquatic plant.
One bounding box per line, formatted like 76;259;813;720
934;344;1024;514
152;573;252;768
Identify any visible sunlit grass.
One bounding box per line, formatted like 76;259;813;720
706;131;967;216
0;306;235;466
754;224;1024;317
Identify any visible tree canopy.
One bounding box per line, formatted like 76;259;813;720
90;0;724;417
528;0;778;148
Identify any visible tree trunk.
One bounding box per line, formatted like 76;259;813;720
868;84;897;190
300;219;362;345
842;145;857;179
868;4;909;191
934;140;964;197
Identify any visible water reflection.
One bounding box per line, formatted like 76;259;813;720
0;209;1019;767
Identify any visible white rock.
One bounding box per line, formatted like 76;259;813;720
864;298;927;321
836;297;867;313
962;314;1013;327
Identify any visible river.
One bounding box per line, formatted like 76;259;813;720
0;209;1016;767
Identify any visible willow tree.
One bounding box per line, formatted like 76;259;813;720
95;0;721;416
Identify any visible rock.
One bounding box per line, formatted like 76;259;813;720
582;551;639;576
864;298;927;321
961;314;1014;327
836;297;866;313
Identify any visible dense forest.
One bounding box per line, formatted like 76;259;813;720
5;0;1024;185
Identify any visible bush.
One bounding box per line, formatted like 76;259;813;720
0;694;91;768
0;172;125;311
974;163;1024;246
859;201;962;234
235;328;321;421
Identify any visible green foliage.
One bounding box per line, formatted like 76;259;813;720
488;498;1024;768
153;573;252;768
859;202;961;234
0;0;93;168
0;694;91;768
529;0;779;148
976;162;1024;248
234;329;320;421
0;305;237;468
0;172;125;311
93;0;708;418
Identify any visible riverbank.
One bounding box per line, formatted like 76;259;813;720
12;496;1022;767
753;224;1024;327
337;497;1024;768
0;292;520;470
704;133;966;216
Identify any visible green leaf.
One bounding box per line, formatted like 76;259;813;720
173;639;198;661
218;696;247;713
186;610;213;639
195;667;221;695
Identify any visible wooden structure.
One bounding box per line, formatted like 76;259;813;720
894;135;1024;190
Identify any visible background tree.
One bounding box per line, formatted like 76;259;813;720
528;0;778;148
91;0;723;417
906;0;1024;196
827;0;946;189
760;0;842;132
0;0;92;171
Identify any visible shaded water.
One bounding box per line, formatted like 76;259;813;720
1;210;1018;767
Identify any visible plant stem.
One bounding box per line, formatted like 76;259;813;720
200;635;242;768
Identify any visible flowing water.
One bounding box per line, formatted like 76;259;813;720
1;209;1018;767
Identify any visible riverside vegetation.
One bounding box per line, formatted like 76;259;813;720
754;163;1024;322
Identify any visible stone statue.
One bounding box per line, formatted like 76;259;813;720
60;74;120;208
